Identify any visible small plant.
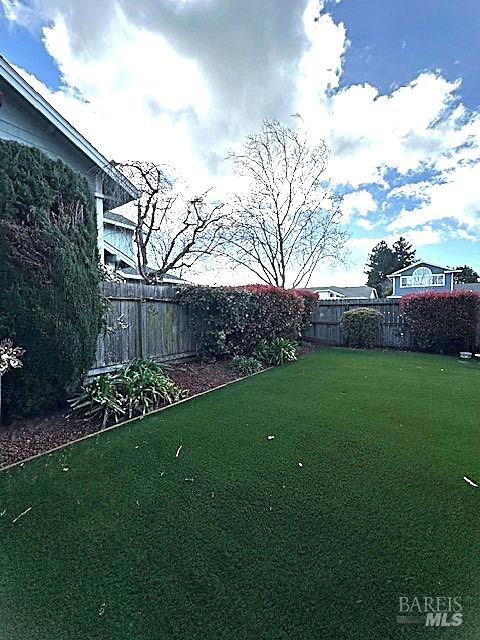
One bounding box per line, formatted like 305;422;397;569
255;338;297;366
229;355;263;376
340;307;383;349
121;358;186;418
68;374;125;428
0;339;25;425
69;357;186;426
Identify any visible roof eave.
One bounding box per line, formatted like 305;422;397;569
0;55;139;201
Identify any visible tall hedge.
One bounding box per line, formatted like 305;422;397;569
177;284;305;360
0;141;103;419
400;290;480;354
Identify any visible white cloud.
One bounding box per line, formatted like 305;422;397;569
388;162;480;231
3;0;480;285
342;189;377;222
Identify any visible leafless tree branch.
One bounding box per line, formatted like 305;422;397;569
221;119;347;287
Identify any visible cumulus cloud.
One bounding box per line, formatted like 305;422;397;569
2;0;480;284
342;189;377;221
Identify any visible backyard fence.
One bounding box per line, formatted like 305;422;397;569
89;282;195;376
304;298;413;349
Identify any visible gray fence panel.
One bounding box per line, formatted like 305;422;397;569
89;282;195;376
305;298;412;348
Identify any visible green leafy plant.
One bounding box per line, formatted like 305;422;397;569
255;338;297;366
0;339;25;426
229;355;263;376
69;358;186;426
0;140;103;421
68;374;125;428
177;285;304;360
340;307;383;348
121;358;186;418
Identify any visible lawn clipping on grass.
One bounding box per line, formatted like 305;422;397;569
0;348;479;639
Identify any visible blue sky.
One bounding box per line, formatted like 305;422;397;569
330;0;480;109
1;0;479;284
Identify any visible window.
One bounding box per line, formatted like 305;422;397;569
399;267;445;288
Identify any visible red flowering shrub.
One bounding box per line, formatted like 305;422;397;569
177;284;304;360
289;288;319;331
400;290;480;354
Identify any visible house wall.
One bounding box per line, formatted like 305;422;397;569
392;264;454;297
0;76;106;259
104;224;135;262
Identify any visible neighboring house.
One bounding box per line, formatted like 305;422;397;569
307;285;378;300
103;211;137;270
454;282;480;293
103;212;191;284
387;262;461;298
0;55;138;261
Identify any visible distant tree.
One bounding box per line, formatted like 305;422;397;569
392;236;416;271
454;265;479;284
365;237;418;297
365;241;396;297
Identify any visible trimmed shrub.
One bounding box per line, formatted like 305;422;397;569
177;285;304;360
341;307;383;348
0;141;103;419
289;288;319;332
400;291;480;354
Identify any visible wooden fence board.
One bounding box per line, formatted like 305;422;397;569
305;298;412;348
89;282;195;376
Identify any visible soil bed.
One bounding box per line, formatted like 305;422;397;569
0;345;318;468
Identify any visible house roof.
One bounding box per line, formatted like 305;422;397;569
387;261;461;278
454;282;480;292
307;285;377;298
0;55;139;201
119;266;191;284
104;211;136;229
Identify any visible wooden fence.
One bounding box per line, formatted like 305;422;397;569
304;298;413;349
89;282;195;376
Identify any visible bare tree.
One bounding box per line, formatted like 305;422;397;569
222;120;347;288
117;161;227;284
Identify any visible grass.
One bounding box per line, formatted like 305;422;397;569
0;348;479;639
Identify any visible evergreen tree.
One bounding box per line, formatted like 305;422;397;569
454;265;479;284
392;236;416;271
365;237;418;297
364;241;396;297
0;141;103;420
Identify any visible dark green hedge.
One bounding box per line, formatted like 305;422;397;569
400;291;480;354
0;141;103;420
177;284;309;360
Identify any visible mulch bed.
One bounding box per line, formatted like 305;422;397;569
0;343;320;469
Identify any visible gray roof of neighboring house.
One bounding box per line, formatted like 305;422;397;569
104;211;136;229
454;282;480;292
306;285;377;298
387;261;460;277
118;266;191;284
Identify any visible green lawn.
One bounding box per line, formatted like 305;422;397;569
0;348;479;639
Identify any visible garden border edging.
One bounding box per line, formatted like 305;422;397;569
0;365;274;472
